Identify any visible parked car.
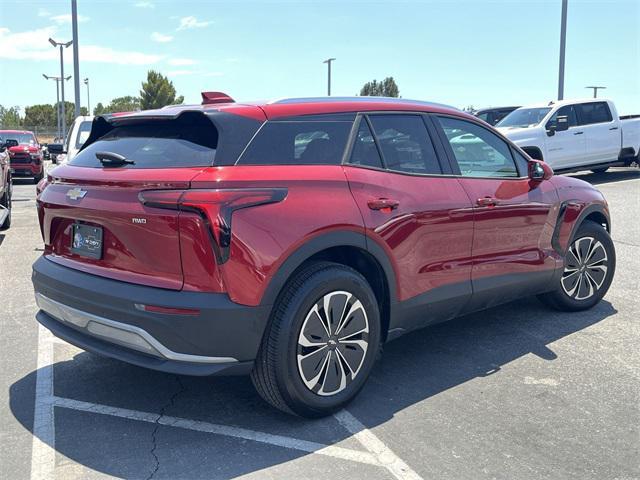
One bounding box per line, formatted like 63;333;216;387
33;94;616;417
496;99;640;173
474;106;520;126
0;129;44;183
0;139;12;230
53;116;94;165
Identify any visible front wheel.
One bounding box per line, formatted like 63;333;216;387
251;262;381;417
538;220;615;311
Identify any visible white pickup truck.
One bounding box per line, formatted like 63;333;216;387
496;99;639;173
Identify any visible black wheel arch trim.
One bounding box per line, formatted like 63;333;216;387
551;201;610;255
259;229;399;308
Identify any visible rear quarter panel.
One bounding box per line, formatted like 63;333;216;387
190;165;365;306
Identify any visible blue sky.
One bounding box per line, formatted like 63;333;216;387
1;0;638;115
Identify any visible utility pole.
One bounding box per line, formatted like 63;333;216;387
49;38;73;141
557;0;568;100
323;58;336;96
43;74;71;140
585;86;606;98
84;78;90;114
71;0;81;117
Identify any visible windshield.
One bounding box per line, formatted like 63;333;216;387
75;121;93;149
497;108;551;128
0;132;36;145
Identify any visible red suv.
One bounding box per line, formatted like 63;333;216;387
0;130;44;183
33;94;616;417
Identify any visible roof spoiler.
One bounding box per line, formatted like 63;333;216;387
201;91;235;105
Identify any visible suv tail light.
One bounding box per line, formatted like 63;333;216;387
139;188;287;263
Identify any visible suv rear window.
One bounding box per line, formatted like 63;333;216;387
237;119;352;165
69;114;218;169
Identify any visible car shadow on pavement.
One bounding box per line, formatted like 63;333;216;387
568;167;639;185
10;297;617;479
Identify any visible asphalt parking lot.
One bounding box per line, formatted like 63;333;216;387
1;169;639;480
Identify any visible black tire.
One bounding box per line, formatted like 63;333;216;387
591;167;609;174
251;261;381;417
538;220;615;311
0;181;11;230
33;172;44;184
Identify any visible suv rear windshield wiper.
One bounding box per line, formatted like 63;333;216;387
95;151;135;166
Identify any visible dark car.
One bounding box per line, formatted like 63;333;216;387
474;106;520;126
0;130;44;183
33;94;616;417
0;139;12;229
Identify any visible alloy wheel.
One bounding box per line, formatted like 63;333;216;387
561;236;609;301
296;291;369;396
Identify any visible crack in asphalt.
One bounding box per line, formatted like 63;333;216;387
145;376;187;480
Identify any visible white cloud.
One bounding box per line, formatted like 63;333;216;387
167;70;194;77
167;58;196;66
37;8;51;17
134;1;154;7
0;27;162;65
50;13;89;24
177;16;212;30
204;72;224;77
151;32;173;43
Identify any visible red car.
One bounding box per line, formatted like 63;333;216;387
0;130;44;184
33;94;616;417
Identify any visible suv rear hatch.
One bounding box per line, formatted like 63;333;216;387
37;109;263;290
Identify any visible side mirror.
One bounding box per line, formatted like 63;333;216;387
529;160;553;182
546;115;569;136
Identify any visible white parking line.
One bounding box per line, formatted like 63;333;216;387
334;410;423;480
30;325;55;480
33;326;423;480
50;396;382;467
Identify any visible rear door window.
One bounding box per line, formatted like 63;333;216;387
237;116;353;165
368;114;442;174
69;114;218;169
577;102;613;125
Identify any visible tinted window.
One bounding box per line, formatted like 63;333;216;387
577;102;613;125
437;116;519;178
368;115;441;174
238;120;352;165
546;105;578;129
69;114;218;169
349;119;383;168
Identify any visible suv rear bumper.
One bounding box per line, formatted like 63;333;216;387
32;256;270;376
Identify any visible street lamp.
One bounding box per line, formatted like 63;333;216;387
585;86;606;98
84;78;90;114
48;37;73;142
557;0;568;100
43;74;71;140
323;58;336;96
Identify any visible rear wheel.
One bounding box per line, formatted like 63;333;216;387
251;262;381;417
591;167;609;174
538;220;615;311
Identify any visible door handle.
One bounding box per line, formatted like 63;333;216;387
367;198;400;211
476;196;498;207
573;131;584;135
609;127;619;130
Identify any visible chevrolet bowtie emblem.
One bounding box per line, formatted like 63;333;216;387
66;188;87;200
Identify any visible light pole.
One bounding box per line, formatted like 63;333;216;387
71;0;81;117
43;74;71;140
585;86;606;98
557;0;568;100
49;38;73;142
323;58;336;96
84;78;90;114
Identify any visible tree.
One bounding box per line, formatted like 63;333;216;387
0;105;23;128
108;96;141;113
24;104;56;129
359;77;400;97
93;102;106;116
139;70;184;110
